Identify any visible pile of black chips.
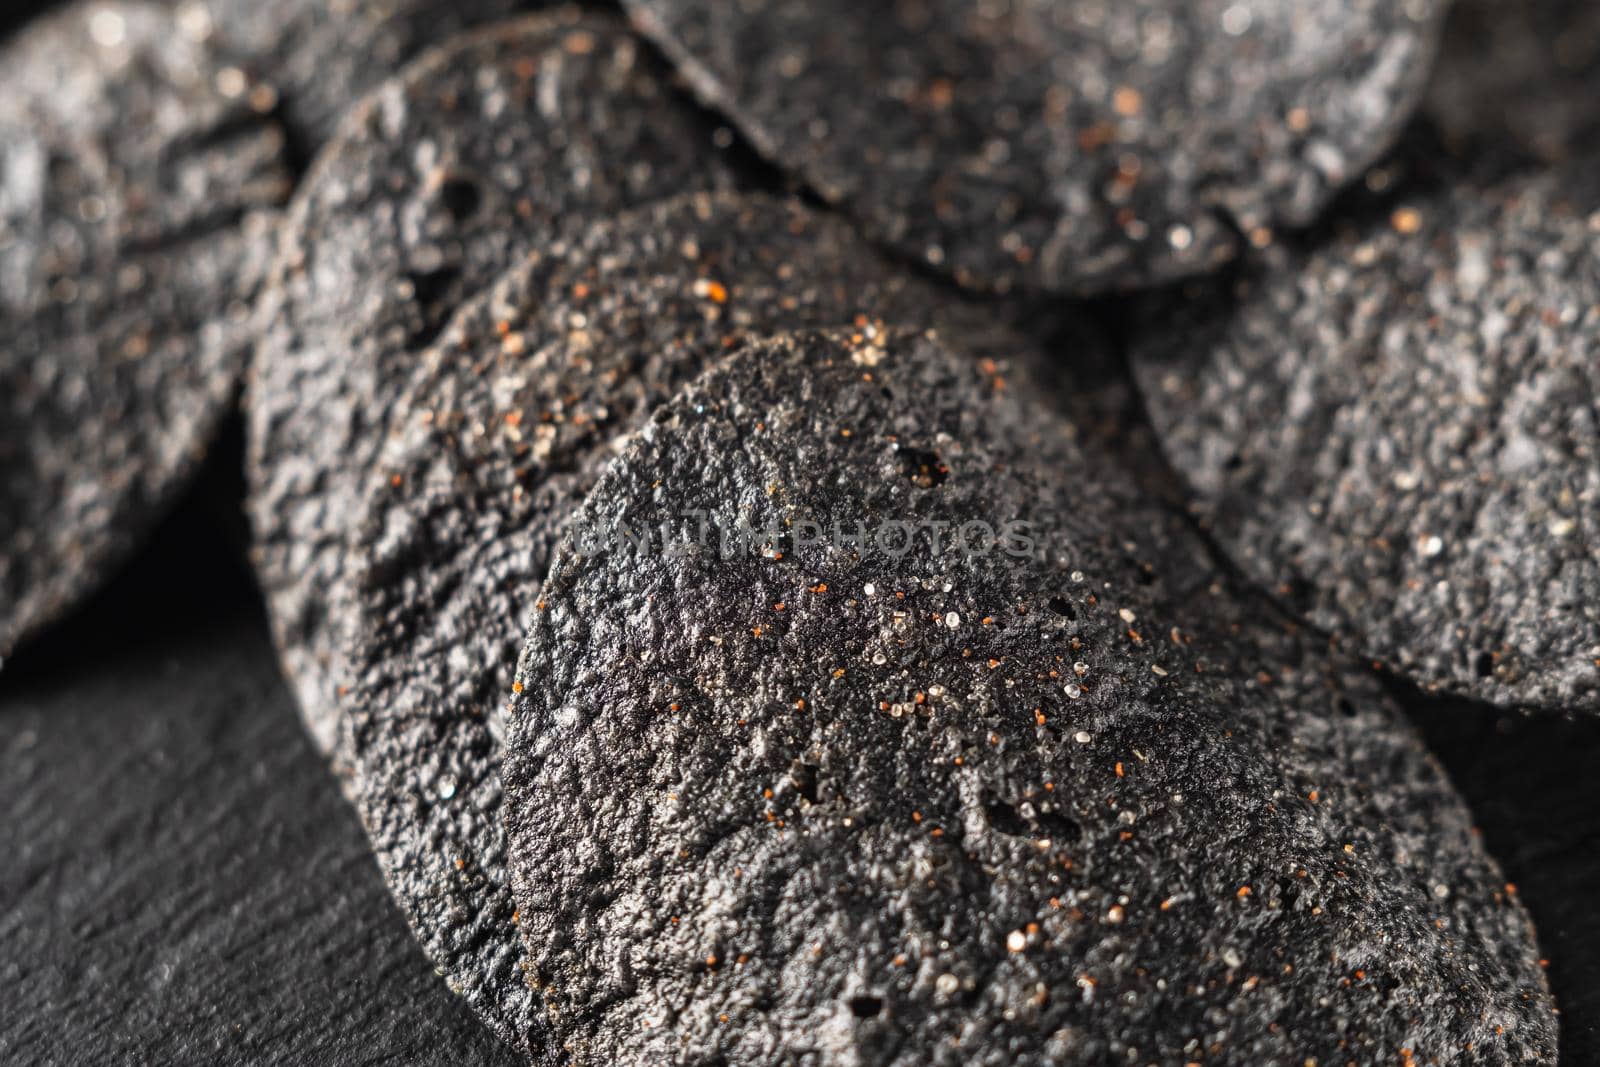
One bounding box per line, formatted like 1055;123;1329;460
2;0;1595;1063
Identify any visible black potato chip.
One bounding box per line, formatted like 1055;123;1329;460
1130;163;1600;713
338;190;1097;1052
503;327;1555;1066
245;11;733;749
1;1;290;662
624;0;1447;294
187;0;528;148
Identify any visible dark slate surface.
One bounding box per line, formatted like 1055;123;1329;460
0;476;518;1067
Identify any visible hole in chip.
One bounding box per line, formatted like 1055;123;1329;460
438;176;482;221
848;995;884;1018
790;760;821;805
985;794;1079;841
897;447;948;488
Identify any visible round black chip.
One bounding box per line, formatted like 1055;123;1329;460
624;0;1447;294
245;10;735;750
502;327;1554;1065
1130;162;1600;713
189;0;528;148
1;1;291;662
337;190;1099;1052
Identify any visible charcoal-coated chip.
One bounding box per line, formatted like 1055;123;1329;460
0;1;291;662
188;0;527;148
502;327;1556;1065
245;10;734;751
11;0;533;149
338;189;1104;1054
624;0;1447;295
1427;0;1600;163
1129;163;1600;714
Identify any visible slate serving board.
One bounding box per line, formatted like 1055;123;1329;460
0;478;519;1067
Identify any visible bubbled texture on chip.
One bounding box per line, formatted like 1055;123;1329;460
504;328;1555;1066
1130;163;1600;713
339;190;1108;1055
1;1;291;661
245;10;735;750
625;0;1446;294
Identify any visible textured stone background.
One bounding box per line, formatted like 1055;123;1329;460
0;436;521;1067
